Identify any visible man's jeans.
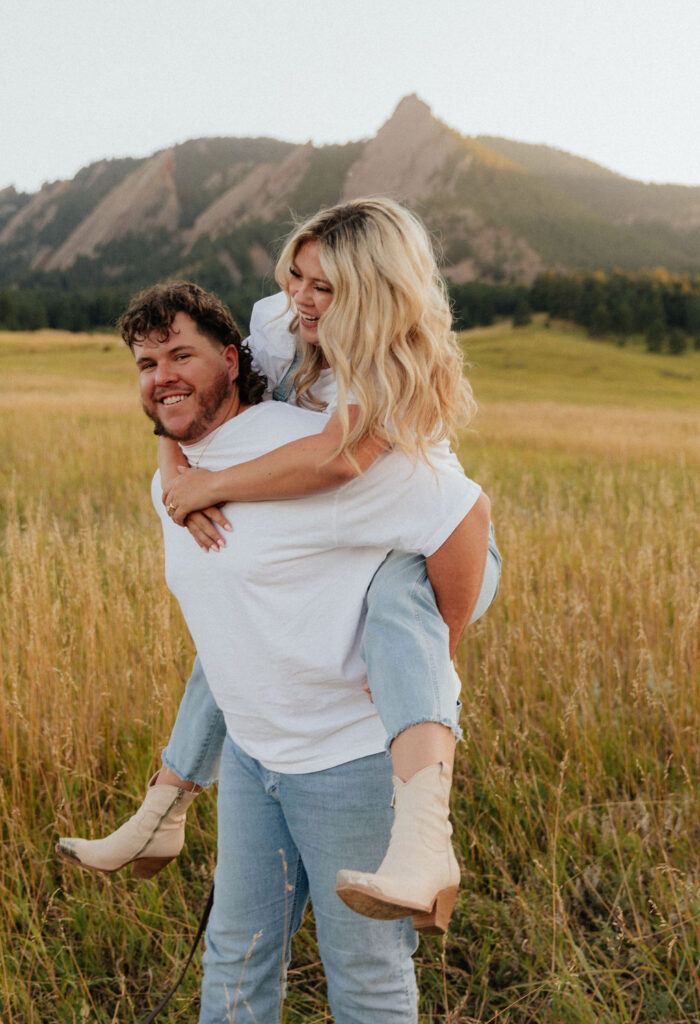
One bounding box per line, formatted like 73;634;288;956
199;737;418;1024
162;531;502;785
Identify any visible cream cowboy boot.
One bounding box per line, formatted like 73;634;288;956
335;762;460;935
55;773;198;879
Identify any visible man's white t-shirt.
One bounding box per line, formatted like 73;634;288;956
153;402;481;774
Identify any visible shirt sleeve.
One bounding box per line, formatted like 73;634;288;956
334;449;482;557
247;293;297;394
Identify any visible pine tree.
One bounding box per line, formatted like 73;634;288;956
589;302;610;338
512;298;532;327
645;319;666;353
668;329;688;355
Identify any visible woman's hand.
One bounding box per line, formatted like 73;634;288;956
161;467;232;551
163;467;223;525
183;509;231;552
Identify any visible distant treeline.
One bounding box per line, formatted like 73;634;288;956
529;268;700;354
1;268;699;355
452;268;700;354
0;282;274;338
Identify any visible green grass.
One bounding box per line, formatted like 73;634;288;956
462;319;700;411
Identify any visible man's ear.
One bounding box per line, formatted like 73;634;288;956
223;345;239;382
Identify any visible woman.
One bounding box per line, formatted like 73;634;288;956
58;197;501;933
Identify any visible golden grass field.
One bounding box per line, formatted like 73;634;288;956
1;321;699;1022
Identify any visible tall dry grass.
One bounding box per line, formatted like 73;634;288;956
1;327;699;1022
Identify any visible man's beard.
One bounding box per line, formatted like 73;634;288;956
144;369;234;442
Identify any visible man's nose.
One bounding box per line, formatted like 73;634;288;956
154;359;178;386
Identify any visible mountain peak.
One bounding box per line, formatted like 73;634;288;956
343;94;458;203
389;93;434;122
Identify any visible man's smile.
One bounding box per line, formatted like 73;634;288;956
135;312;242;442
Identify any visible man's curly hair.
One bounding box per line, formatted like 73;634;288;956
119;281;267;405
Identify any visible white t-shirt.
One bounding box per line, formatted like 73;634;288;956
247;292;297;397
248;292;352;409
153;402;481;773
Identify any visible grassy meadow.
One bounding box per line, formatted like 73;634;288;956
1;321;699;1023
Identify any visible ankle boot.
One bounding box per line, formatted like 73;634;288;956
335;762;460;935
55;774;199;878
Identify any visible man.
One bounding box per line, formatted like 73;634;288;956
123;281;488;1023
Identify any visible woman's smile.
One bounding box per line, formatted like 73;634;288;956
288;241;334;344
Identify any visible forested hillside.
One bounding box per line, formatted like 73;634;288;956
1;95;698;334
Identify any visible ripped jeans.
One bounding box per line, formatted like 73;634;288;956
162;525;502;786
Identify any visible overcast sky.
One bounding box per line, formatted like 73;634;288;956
2;0;698;194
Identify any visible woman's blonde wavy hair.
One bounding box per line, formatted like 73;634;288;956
275;197;476;463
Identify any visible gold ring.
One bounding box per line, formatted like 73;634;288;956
167;503;177;516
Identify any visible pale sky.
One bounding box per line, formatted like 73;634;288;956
2;0;698;194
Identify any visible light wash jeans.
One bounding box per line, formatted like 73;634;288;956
162;526;502;786
199;736;418;1024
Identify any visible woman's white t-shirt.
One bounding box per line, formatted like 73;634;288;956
248;292;352;409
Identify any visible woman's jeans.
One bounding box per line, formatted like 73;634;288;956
199;737;418;1023
162;525;502;786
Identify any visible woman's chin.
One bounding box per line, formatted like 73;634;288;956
299;328;321;346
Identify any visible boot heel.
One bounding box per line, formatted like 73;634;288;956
131;856;176;880
411;885;458;935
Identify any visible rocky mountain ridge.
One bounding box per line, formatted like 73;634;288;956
2;95;698;293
